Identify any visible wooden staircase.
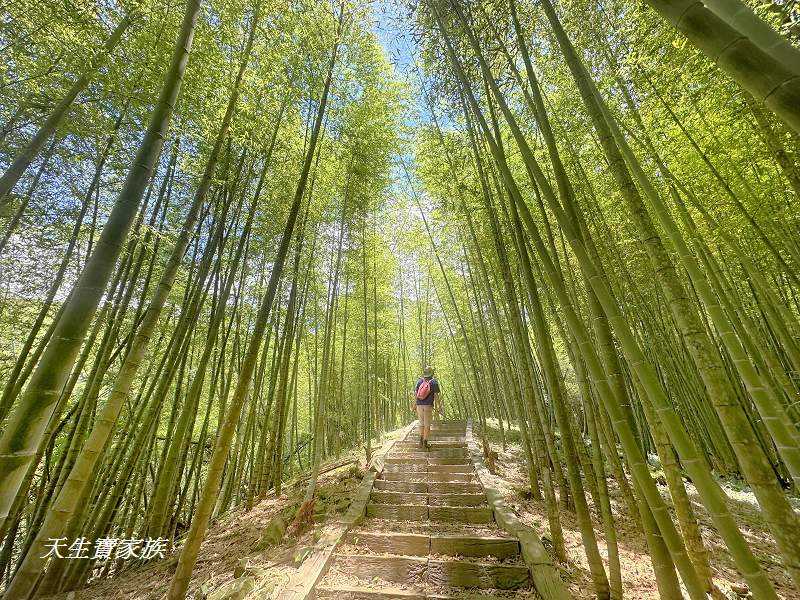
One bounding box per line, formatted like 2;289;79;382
313;421;537;599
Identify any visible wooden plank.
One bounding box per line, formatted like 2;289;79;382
430;535;519;558
366;503;427;520
426;559;529;590
428;505;493;524
331;554;427;585
464;420;569;600
346;531;430;555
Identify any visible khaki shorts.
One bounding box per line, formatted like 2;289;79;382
416;404;433;427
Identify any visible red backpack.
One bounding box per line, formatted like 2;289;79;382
416;378;432;400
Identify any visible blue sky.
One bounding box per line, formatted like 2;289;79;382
370;0;417;76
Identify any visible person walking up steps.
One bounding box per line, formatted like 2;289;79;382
413;365;440;449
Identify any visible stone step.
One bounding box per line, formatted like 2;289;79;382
382;471;476;483
329;554;528;590
371;491;486;506
345;531;519;559
373;480;483;494
366;503;493;524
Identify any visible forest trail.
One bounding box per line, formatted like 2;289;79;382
311;420;548;599
3;0;800;597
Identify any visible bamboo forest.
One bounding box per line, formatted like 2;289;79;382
0;0;799;598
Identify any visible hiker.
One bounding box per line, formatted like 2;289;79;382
413;365;440;449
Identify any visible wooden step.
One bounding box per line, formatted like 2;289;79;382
389;449;469;459
329;554;528;590
429;505;493;524
381;471;475;484
382;472;475;483
315;585;523;600
387;456;470;465
371;491;486;506
430;535;519;558
331;554;427;585
315;585;424;599
428;559;529;589
372;480;482;494
394;441;465;449
366;503;427;520
371;490;429;504
373;480;428;493
428;493;486;506
385;457;470;466
346;531;430;555
384;464;474;474
345;531;517;560
365;504;493;524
